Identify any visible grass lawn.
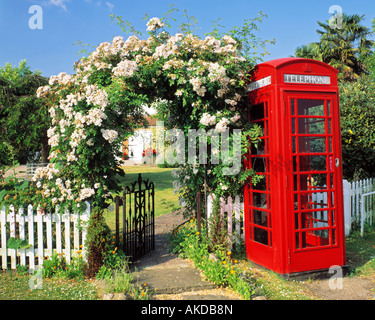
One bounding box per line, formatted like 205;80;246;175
0;270;98;300
345;226;375;277
104;165;180;232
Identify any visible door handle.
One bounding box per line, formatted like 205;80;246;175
335;158;340;167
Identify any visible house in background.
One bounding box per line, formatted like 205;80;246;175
122;105;158;164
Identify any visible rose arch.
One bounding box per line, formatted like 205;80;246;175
31;17;267;274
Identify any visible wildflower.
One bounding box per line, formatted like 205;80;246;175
146;17;165;32
227;251;231;256
79;255;82;258
113;60;138;78
215;117;230;133
100;129;118;143
80;244;83;249
196;232;200;235
112;251;116;254
200;113;216;126
230;270;235;274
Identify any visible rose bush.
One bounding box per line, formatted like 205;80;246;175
21;14;269;214
1;9;273;273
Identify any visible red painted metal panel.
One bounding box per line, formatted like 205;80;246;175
245;58;345;276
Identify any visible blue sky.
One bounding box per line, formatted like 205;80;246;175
0;0;374;77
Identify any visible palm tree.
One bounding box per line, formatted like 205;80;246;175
294;43;323;61
294;14;373;80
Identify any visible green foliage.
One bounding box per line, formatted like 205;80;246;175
295;13;373;81
6;237;31;250
345;225;375;277
85;207;111;277
207;200;230;251
0;60;50;164
0;142;32;208
363;18;375;80
95;245;127;279
339;75;375;180
168;219;254;299
97;250;154;300
42;252;85;279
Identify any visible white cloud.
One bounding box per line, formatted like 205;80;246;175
48;0;69;11
105;2;114;12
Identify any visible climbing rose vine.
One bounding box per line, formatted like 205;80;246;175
23;15;267;214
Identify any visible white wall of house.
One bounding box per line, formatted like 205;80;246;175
128;130;153;162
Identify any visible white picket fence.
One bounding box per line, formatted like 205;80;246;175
0;203;90;270
343;178;375;237
206;195;244;249
207;178;375;245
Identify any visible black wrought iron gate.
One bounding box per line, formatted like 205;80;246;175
115;173;155;261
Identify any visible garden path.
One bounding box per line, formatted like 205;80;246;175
131;209;242;300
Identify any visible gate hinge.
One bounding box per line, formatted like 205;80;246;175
288;249;291;264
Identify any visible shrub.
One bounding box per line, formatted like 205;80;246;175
42;252;85;279
339;75;375;180
168;219;254;299
85;207;111;278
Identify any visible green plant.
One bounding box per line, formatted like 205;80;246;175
0;269;98;300
131;283;154;300
99;252;154;300
168;219;254;299
42;252;85;279
6;237;31;250
0;142;30;207
102;260;133;293
85;207;111;277
0;60;50;165
207;200;230;251
96;244;128;279
339;75;375;180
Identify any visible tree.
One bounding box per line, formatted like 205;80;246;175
0;60;50;164
363;18;375;80
294;14;373;80
294;43;323;61
339;74;375;180
338;18;375;181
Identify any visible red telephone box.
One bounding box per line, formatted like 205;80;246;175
244;58;346;276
